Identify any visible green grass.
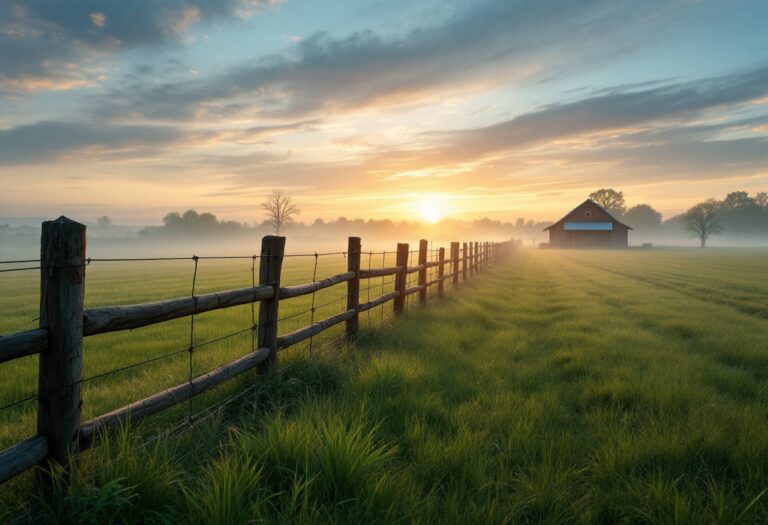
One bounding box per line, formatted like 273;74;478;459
3;248;768;523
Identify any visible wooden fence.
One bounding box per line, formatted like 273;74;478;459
0;216;511;488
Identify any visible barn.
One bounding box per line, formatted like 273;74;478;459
544;199;631;248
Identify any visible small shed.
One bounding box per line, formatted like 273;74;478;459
544;199;631;248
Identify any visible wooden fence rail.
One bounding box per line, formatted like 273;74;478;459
0;216;513;488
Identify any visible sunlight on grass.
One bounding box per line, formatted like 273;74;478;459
3;248;768;522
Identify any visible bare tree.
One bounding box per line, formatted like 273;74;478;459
261;190;299;235
96;215;112;236
589;188;626;216
684;199;723;248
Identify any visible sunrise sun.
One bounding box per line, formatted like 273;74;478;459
419;197;444;223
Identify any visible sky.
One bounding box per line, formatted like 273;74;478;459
1;0;767;225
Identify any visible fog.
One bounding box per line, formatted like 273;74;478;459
2;212;768;262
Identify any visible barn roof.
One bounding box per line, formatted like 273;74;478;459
543;199;633;231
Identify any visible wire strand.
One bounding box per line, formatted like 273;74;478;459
308;253;319;357
188;256;199;422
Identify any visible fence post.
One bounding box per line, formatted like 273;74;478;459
37;216;86;481
257;235;285;373
393;243;408;315
345;236;361;340
418;239;428;306
437;247;445;297
478;242;483;272
474;242;479;273
451;242;459;286
469;242;474;277
462;242;468;280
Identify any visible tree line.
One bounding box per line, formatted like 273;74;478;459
83;188;768;247
588;188;768;247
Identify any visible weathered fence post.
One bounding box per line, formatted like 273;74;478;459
393;243;408;315
257;235;285;373
418;239;428;306
461;242;467;280
469;242;474;277
345;236;361;340
451;242;459;286
478;242;483;272
37;216;86;481
474;242;479;273
437;247;445;297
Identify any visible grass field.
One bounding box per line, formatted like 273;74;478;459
2;247;768;523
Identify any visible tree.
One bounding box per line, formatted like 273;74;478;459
755;191;768;210
261;190;299;235
96;216;112;237
623;204;662;231
589;188;626;216
722;191;754;209
684;199;723;248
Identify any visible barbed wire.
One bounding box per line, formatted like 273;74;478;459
0;392;37;413
308;254;319;356
366;251;372;329
0;259;40;264
187;257;199;422
0;266;40;273
0;242;500;447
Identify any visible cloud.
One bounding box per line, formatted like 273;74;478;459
190;119;322;146
0;121;183;164
95;0;686;120
438;65;768;160
0;0;278;93
192;65;768;193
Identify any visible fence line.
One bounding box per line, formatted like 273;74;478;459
0;216;512;489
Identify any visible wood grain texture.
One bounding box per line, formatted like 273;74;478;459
451;242;460;285
280;272;353;299
38;216;85;470
277;309;355;349
257;236;285;372
359;267;400;279
0;437;48;484
79;348;270;448
0;328;47;364
418;239;428;306
358;291;398;312
84;285;274;335
394;243;409;315
437;247;445;297
345;237;361;340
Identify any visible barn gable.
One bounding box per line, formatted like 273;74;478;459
544;199;631;248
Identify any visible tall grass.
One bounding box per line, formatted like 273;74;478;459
5;248;768;523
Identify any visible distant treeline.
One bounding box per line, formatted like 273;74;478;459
589;189;768;242
135;210;553;241
3;189;767;246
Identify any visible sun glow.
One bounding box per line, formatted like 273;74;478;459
419;196;444;223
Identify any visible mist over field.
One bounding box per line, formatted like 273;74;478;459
4;193;768;260
2;0;768;521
